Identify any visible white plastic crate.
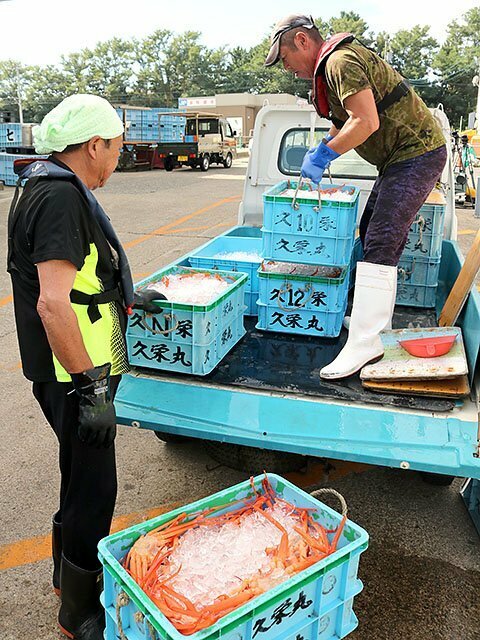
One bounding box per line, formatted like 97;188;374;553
127;266;247;375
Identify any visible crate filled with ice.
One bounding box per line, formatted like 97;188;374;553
98;473;369;640
188;236;263;316
126;266;247;375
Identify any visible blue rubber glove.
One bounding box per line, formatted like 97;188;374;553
323;133;334;143
301;141;340;184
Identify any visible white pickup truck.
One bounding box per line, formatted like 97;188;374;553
114;104;480;512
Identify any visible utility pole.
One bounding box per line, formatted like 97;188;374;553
16;71;23;124
476;58;480;134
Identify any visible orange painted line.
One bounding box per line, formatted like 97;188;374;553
0;294;13;307
458;229;476;236
124;195;240;249
0;502;181;572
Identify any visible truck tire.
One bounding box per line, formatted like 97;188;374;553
164;157;175;172
153;430;192;444
203;441;307;474
418;472;456;486
200;155;210;172
223;153;233;169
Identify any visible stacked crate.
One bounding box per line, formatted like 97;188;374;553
0;152;46;186
0;123;22;148
396;191;446;308
117;107;186;143
257;180;360;338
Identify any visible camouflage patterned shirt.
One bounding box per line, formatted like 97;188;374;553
324;42;445;172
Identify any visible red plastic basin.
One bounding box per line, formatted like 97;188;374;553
398;335;457;358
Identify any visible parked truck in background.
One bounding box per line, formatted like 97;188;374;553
157;112;237;172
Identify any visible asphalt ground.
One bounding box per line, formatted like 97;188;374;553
0;157;479;640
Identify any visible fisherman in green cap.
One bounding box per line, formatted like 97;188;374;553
7;94;164;640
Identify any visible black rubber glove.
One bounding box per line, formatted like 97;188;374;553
71;363;116;448
133;290;167;314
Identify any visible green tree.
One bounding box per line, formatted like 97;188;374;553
0;60;32;121
388;26;439;80
81;38;137;102
433;7;480;126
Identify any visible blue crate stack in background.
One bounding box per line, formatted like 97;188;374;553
116;107;186;144
0;123;45;186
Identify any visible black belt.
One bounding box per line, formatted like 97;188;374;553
70;287;123;324
331;79;411;130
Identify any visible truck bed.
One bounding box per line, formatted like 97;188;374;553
132;303;455;413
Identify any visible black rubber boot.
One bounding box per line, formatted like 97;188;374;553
58;554;105;640
52;513;62;596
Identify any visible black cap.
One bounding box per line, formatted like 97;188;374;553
265;14;316;67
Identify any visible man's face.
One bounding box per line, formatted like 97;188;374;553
94;135;123;189
279;34;317;79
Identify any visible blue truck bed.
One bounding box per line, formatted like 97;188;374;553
115;238;480;480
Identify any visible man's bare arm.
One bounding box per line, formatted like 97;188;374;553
327;88;379;154
36;260;93;374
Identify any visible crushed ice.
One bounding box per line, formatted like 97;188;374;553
145;272;230;305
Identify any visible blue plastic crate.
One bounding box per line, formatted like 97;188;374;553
396;255;441;308
126;266;247;375
188;237;263;316
402;202;445;259
348;238;363;289
258;263;349;316
256;294;347;338
0;123;22;147
0;152;47;186
98;474;368;640
262;181;359;266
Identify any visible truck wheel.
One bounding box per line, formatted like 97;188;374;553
223;153;233;169
200;155;210;172
418;472;456;486
153;430;192;444
203;441;307;474
164;157;174;172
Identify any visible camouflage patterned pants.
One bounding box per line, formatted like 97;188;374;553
360;145;447;265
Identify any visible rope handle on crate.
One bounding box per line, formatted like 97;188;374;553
138;313;179;335
397;258;416;283
291;177;322;212
275;283;314;312
116;591;130;640
414;215;426;250
309;488;348;519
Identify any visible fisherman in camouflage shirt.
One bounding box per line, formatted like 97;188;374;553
265;14;447;380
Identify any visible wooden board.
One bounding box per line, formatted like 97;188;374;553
360;327;468;381
362;375;470;399
439;227;480;327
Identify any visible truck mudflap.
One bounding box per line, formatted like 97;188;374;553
460;478;480;536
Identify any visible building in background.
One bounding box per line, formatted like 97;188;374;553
178;93;303;140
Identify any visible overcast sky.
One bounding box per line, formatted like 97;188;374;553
0;0;478;66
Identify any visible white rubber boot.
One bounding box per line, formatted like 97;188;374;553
320;262;397;380
343;274;397;331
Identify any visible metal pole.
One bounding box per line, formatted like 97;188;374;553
475;177;480;218
476;59;480;135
